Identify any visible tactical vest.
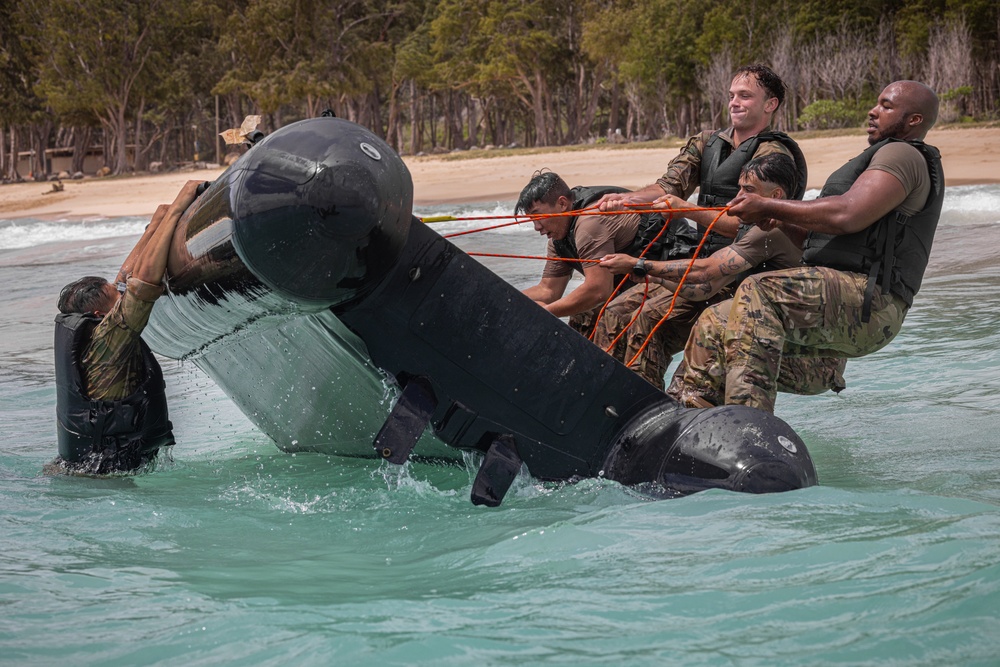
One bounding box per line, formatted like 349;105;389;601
695;130;808;257
552;185;630;275
801;138;944;317
54;312;174;472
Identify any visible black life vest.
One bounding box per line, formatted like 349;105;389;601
54;312;174;473
801;138;945;317
553;185;630;275
694;130;808;257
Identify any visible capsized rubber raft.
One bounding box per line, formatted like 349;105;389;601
144;116;817;505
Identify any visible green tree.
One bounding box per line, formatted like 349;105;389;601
33;0;183;174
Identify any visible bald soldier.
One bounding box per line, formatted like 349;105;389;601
671;81;943;412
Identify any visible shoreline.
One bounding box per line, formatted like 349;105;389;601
2;127;998;221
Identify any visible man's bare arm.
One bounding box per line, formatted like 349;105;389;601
522;274;572;306
114;205;170;284
131;181;201;285
542;265;614;317
729;169;908;235
600;247;753;301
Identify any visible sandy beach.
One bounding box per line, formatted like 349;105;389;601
1;126;997;220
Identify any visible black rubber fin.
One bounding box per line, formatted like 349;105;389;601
471;434;523;507
372;376;437;464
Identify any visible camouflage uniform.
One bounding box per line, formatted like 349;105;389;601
569;307;600;339
670;266;904;413
82;277;164;401
592;128;793;389
592;282;732;390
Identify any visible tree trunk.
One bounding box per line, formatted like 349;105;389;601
134;100;147;171
444;92;452;149
608;79;620;136
467;97;478;148
9;127;20;180
429;95;437;149
108;105;129;175
580;62;605;143
449;91;464;149
386;81;401;151
515;68;549;147
71;127;92;173
228;92;243;130
370;89;384;137
409;81;419;153
35;121;54;178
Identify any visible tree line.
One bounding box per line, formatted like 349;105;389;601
1;0;997;179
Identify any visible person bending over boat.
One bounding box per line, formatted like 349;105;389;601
516;170;648;337
47;180;202;475
591;64;807;389
599;153;845;402
671;80;942;413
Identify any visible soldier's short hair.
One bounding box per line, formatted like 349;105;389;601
741;153;797;199
58;276;109;314
515;169;571;214
734;64;786;109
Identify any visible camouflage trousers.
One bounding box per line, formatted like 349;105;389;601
568;307;601;339
668;267;906;413
591;282;729;390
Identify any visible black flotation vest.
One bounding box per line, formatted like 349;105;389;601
54;312;174;472
552;185;629;274
694;130;808;257
801;138;945;318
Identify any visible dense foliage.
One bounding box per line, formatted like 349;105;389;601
1;0;997;177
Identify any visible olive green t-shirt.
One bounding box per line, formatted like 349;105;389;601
867;142;931;216
542;212;641;279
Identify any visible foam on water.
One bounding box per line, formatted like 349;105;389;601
2;186;1000;665
0;216;149;250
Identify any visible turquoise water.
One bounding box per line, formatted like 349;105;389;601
2;187;999;665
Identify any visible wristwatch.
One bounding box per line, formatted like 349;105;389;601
633;257;648;278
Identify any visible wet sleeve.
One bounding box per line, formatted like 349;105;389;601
730;226;802;269
126;276;164;303
655;132;709;199
81;292;157;400
751;141;792;160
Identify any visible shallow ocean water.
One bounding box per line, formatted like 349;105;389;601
1;186;999;666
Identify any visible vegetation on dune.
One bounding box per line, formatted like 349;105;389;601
0;0;997;179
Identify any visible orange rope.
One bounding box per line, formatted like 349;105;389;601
589;205;675;344
624;207;730;368
601;276;651;353
439;207;598;238
447;203;733;368
442;219;530;238
467;252;601;263
435;206;726;239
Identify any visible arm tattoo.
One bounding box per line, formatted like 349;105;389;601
717;254;750;277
